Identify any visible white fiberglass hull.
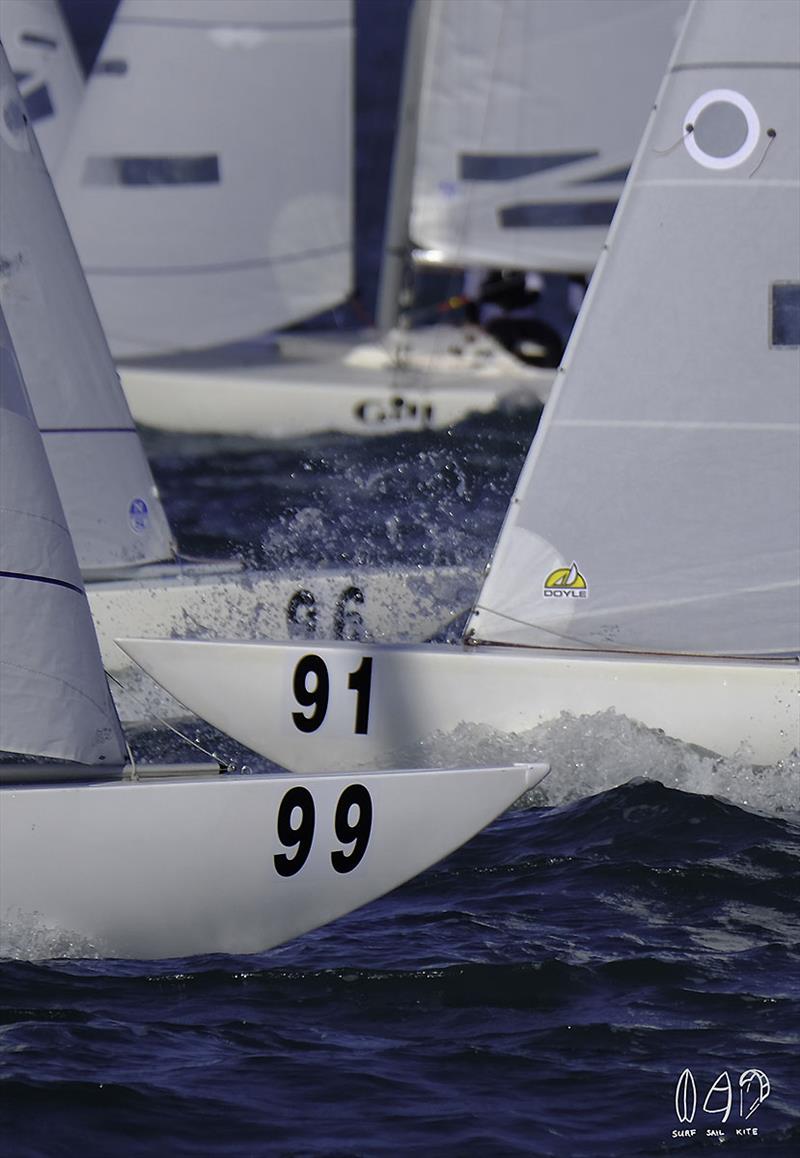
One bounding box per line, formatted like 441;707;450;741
118;638;800;771
88;562;479;725
118;329;553;438
0;763;547;960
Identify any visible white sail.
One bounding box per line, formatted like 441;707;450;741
0;0;84;171
468;0;800;657
55;0;353;358
0;47;175;576
0;310;126;766
410;0;688;273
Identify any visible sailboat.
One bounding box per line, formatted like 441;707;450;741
119;0;800;773
0;101;549;958
0;41;481;726
46;0;683;439
0;0;84;171
49;0;552;438
0;306;548;958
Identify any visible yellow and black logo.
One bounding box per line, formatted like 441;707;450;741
543;562;588;598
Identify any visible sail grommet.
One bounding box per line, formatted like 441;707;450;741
682;88;760;170
0;84;32;153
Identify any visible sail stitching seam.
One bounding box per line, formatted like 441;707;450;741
0;657;117;717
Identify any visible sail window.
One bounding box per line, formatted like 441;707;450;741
22;84;54;123
460;152;598;181
499;201;617;229
94;59;128;76
20;32;58;50
82;155;220;187
570;165;630;186
772;284;800;348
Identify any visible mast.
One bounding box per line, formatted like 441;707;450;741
375;0;433;332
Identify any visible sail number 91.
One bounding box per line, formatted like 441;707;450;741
274;784;372;877
292;654;373;734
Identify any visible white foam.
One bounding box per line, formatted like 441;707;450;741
385;709;799;818
0;907;105;962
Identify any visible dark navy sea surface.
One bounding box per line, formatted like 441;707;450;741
4;409;800;1157
2;765;799;1156
2;2;799;1155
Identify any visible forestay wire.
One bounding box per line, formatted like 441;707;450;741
107;671;230;771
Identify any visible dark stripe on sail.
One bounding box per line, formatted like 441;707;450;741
460;151;598;181
20;32;58;49
22;83;54;123
116;16;350;32
83;242;348;278
0;570;83;596
499;201;617;229
94;58;128;75
83;154;220;187
673;61;800;72
570;165;630;186
772;283;800;347
39;426;138;434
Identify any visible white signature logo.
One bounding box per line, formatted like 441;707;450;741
673;1068;770;1140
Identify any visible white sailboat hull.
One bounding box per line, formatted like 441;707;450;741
88;563;479;724
118;330;553;438
117;638;800;771
0;763;547;960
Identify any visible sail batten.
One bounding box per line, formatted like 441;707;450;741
468;0;800;659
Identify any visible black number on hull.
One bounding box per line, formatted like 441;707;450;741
274;785;373;876
291;655;374;734
274;786;315;876
333;586;365;640
347;657;373;734
292;654;329;732
331;784;373;873
287;589;318;638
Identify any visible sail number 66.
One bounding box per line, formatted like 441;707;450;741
291;654;373;735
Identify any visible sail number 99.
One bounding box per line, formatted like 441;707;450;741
274;784;373;877
292;654;373;735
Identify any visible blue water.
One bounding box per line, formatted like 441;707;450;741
2;3;798;1154
4;410;799;1157
2;776;798;1156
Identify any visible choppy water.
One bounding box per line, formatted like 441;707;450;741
3;2;797;1153
3;414;799;1157
2;780;798;1157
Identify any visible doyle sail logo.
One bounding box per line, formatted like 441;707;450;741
543;562;588;599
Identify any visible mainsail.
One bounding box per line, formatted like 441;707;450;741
0;309;126;765
468;0;800;657
0;48;175;576
55;0;354;358
409;0;688;274
0;0;84;171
